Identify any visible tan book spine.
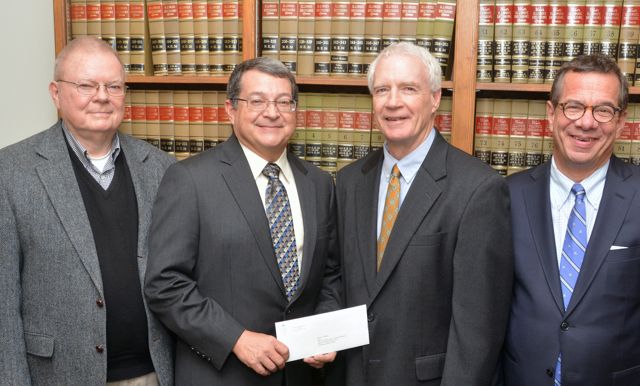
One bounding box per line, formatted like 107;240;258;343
146;90;161;148
86;0;102;38
337;94;356;171
223;0;241;73
178;0;196;75
131;89;147;141
600;0;622;58
618;0;640;83
159;90;176;155
314;0;332;75
261;0;280;59
321;94;339;177
290;94;307;158
188;91;204;154
400;0;418;44
330;0;350;75
511;0;530;83
70;0;88;38
381;0;401;48
562;0;585;65
363;0;383;73
297;0;315;75
148;0;169;75
174;90;191;159
631;103;640;164
208;0;224;75
474;98;493;164
203;91;219;150
193;0;210;75
542;106;553;163
280;0;299;73
347;0;365;75
507;99;528;175
525;99;545;167
353;94;372;159
477;0;495;83
305;93;323;166
218;92;233;141
527;0;548;83
435;95;452;142
115;0;131;72
370;117;384;152
100;0;117;48
163;0;182;75
415;0;436;52
583;0;603;55
129;0;149;75
432;0;456;78
614;113;633;163
491;99;511;175
543;0;566;84
493;0;514;83
120;92;133;135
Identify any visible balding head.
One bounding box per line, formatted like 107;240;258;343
54;37;124;81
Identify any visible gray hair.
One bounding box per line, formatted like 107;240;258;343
550;53;628;111
367;42;442;93
227;57;298;108
54;36;124;80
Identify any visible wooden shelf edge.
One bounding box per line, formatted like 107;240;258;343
476;82;551;93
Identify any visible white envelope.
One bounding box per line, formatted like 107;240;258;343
275;304;370;362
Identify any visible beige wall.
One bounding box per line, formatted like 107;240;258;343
0;2;57;149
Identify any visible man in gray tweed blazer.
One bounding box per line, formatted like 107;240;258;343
0;37;174;385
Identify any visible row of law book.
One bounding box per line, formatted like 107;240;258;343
474;98;640;176
477;0;640;84
121;89;452;175
261;0;456;77
68;0;242;76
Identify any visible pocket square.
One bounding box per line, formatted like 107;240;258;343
610;245;629;250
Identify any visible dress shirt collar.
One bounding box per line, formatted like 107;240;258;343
61;122;121;163
550;157;608;211
240;143;294;184
381;127;435;184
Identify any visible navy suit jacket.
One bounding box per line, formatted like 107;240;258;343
503;156;640;386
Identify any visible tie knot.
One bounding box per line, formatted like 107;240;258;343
571;183;585;199
263;163;281;180
391;164;401;179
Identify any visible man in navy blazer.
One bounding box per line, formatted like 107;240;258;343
503;54;640;385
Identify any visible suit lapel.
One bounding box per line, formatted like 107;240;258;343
567;158;636;314
371;135;444;300
288;155;315;302
220;137;287;298
355;152;382;297
523;163;564;312
34;124;103;295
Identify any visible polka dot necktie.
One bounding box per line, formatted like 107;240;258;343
377;164;401;272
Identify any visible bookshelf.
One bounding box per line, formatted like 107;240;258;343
53;0;556;155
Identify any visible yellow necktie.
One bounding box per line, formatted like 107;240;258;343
377;164;401;271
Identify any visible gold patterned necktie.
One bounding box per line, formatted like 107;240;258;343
263;163;300;300
377;164;401;271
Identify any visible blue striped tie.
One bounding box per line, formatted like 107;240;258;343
555;183;587;385
263;163;300;301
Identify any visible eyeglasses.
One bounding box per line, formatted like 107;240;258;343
557;102;622;123
56;79;128;97
233;97;297;112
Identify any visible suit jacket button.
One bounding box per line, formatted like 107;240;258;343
546;368;554;377
367;313;375;322
96;299;104;308
95;344;104;353
560;321;569;331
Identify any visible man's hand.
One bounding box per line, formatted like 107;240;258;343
303;352;337;369
232;330;289;376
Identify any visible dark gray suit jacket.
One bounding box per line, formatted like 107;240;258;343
0;122;175;385
336;131;513;386
503;157;640;386
144;135;341;386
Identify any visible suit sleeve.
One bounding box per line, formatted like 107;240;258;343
0;174;32;385
442;173;514;386
144;162;245;370
313;175;343;314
